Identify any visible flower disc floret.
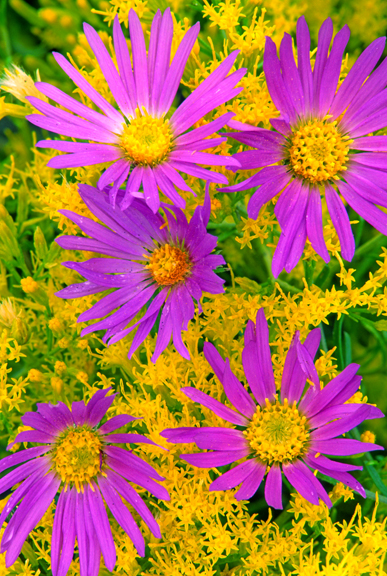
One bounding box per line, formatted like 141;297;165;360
147;244;191;286
52;426;102;489
244;398;309;465
287;120;350;183
120;112;173;167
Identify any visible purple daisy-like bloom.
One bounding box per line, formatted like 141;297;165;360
161;309;384;508
55;183;225;362
0;387;169;575
26;9;244;212
222;17;387;276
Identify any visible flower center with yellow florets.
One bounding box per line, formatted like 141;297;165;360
52;426;102;491
120;109;173;167
243;398;309;465
287;119;351;184
147;244;192;286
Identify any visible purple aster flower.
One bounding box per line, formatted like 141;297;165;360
0;387;169;575
161;309;384;508
26;9;244;212
222;17;387;276
55;183;225;362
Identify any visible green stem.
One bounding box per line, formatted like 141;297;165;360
0;0;12;64
353;233;387;260
277;280;302;295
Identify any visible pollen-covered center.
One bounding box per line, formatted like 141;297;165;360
287;120;350;184
52;426;102;490
147;244;192;286
120;110;173;167
243;399;309;464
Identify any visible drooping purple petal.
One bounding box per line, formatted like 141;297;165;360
105;450;170;500
51;489;67;576
86;483;116;571
105;446;164;481
98;475;145;557
234;459;266;501
5;472;60;566
1;446;51;471
264;465;282;509
337;180;387;236
290;460;332;507
325;183;355;261
0;456;50;495
56;489;76;576
247;171;291;220
305;453;362;473
107;469;162;538
209;459;259;492
306;188;330;262
283;461;319;505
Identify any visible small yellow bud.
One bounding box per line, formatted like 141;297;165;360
76;371;88;384
60;15;73;27
49;318;62;333
29;369;43;383
21;277;39;294
57;337;69;349
361;430;376;443
40;8;57;23
51;376;63;394
54;361;67;375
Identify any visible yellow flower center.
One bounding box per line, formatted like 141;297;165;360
52;426;102;491
147;244;191;286
243;399;309;465
287;120;350;184
120;110;173;167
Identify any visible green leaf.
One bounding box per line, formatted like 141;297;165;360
365;461;387;497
